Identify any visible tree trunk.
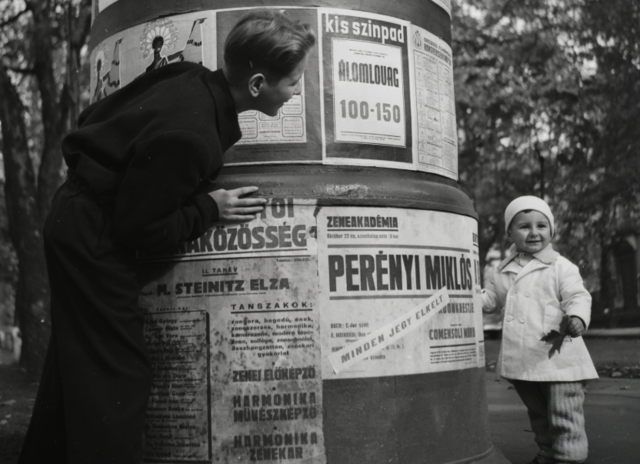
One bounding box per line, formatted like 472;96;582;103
599;235;615;328
31;1;67;225
0;62;50;380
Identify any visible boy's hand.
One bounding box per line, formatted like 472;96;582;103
209;186;267;223
565;316;586;338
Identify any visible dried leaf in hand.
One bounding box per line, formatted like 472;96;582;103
540;315;572;359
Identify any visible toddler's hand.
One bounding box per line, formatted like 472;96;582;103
209;186;267;223
565;316;585;338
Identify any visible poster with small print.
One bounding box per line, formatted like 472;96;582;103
139;199;325;463
321;9;413;168
216;8;323;165
316;206;484;380
410;25;458;180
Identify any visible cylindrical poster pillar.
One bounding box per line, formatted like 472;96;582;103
89;1;510;463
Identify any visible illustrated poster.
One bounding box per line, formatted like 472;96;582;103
89;11;216;103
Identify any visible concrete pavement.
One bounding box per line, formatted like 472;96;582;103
485;374;640;464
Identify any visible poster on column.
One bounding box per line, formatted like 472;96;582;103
410;25;458;180
316;206;485;380
139;199;325;463
216;8;323;165
89;10;216;103
321;9;413;168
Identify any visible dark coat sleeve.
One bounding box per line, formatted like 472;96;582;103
113;130;220;254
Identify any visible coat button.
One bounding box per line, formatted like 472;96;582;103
507;316;513;322
519;318;525;323
525;292;530;297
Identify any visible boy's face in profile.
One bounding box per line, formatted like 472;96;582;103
508;210;552;254
254;55;308;116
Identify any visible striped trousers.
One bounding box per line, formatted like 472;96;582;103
510;380;588;463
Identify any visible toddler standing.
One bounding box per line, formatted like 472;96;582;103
483;196;598;464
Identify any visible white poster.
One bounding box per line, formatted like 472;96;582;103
331;38;406;147
321;9;414;167
410;25;458;179
317;207;484;380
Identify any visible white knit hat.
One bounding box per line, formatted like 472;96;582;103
504;196;554;236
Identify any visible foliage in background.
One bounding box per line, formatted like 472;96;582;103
0;0;91;378
453;0;640;311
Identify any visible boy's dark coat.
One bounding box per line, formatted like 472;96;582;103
18;62;240;463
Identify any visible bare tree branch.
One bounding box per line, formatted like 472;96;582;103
3;65;36;74
29;0;65;224
0;6;31;29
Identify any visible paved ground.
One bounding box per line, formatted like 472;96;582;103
484;336;640;464
2;336;639;463
486;375;640;464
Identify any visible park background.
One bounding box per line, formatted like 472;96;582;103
0;0;638;383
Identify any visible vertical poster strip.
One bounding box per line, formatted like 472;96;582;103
216;8;323;165
410;24;458;180
317;207;484;380
471;229;486;364
89;11;217;103
316;9;328;163
139;199;325;464
321;9;413;168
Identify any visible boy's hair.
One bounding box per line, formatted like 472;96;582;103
224;9;316;84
